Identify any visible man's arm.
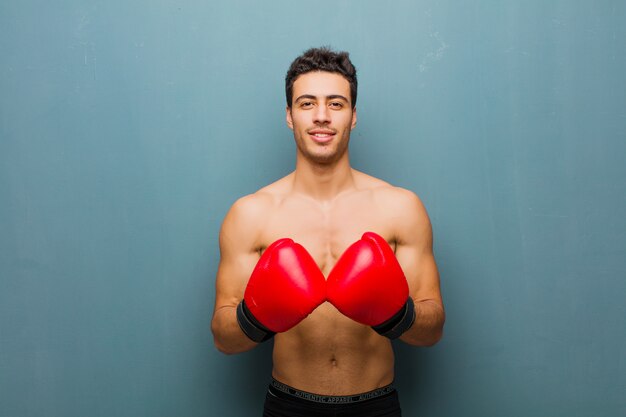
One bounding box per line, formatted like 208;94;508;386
211;195;267;354
390;189;445;347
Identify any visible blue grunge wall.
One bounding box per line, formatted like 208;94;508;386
1;1;624;416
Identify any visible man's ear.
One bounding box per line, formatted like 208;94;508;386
351;107;357;129
286;106;294;130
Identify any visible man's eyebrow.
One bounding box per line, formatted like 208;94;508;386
294;94;350;103
327;94;349;102
294;94;316;102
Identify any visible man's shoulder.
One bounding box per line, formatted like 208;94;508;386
374;186;428;225
219;190;276;249
354;170;423;208
227;190;276;223
359;180;432;245
355;174;430;236
225;174;292;224
371;183;420;203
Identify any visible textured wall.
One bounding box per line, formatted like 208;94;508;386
1;1;624;416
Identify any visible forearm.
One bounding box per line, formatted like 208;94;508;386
211;305;259;354
399;299;445;347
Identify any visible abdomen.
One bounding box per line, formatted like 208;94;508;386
271;303;395;395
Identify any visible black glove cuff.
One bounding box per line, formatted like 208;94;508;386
236;300;276;343
372;297;416;339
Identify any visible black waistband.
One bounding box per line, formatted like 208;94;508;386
269;378;396;404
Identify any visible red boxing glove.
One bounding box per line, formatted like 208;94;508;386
237;238;326;343
327;232;415;339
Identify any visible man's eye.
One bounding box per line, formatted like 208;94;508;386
301;101;313;108
329;102;343;109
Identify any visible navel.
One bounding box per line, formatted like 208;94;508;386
330;356;338;367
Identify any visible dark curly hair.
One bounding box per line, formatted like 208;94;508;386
285;46;358;109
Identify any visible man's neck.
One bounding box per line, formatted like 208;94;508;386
291;153;356;201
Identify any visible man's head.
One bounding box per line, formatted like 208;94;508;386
285;47;358;109
285;48;358;166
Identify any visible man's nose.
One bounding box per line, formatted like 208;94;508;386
313;104;331;124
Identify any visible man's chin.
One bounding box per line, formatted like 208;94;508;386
302;150;343;166
296;140;348;166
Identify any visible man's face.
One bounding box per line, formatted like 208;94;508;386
286;71;357;166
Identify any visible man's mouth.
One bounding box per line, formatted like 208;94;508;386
308;129;336;143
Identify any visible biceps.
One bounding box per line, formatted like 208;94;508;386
214;252;259;309
396;246;441;303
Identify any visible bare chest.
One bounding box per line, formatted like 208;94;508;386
259;193;394;276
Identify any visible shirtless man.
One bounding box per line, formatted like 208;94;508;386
211;47;445;416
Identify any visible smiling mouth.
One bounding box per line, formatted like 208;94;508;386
308;130;336;143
